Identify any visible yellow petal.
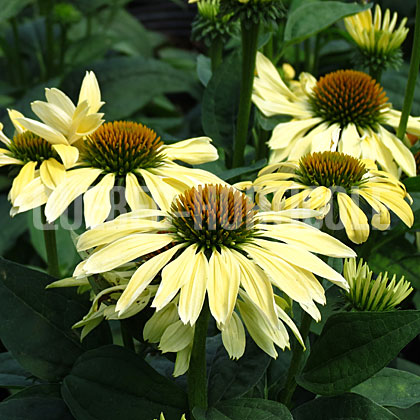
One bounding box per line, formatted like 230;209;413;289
337;192;370;244
52;144;79;169
7;109;26;134
13;176;49;213
117;244;185;315
153;245;198;310
45;88;76;117
159;320;194;353
84;233;174;274
83;173;115;228
138;169;179;211
45;168;102;223
179;250;208;325
78;71;104;113
31;101;72;134
40;158;65;189
125;173;156;211
9;161;37;204
207;249;239;325
17;117;69;145
163;137;218;164
221;312;246;360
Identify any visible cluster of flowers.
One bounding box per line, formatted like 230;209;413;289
1;3;415;377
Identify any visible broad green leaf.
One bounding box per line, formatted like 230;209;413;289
62;345;187;420
217;159;267;182
0;194;27;256
284;1;371;44
389;403;420;420
293;393;398;420
202;52;241;159
208;336;271;404
352;368;420;409
197;54;212;87
297;311;420;395
0;352;40;389
194;398;293;420
0;384;73;420
0;0;32;22
0;257;112;382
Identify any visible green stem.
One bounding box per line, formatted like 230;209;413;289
188;300;210;416
397;0;420;141
209;35;223;73
232;21;260;168
40;206;60;278
279;311;312;408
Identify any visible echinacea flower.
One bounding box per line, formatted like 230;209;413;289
18;71;104;168
252;52;419;177
43;121;221;227
0;110;69;215
73;184;355;361
344;4;408;72
344;258;413;311
254;151;414;244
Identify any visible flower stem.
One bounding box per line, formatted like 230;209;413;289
40;206;60;278
279;311;312;408
209;35;223;72
120;321;135;351
232;21;260;168
188;300;210;416
397;0;420;141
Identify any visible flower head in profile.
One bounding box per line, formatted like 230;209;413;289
252;52;419;177
344;258;413;311
43;120;220;227
74;183;355;365
254;151;414;244
0;110;69;215
344;4;408;73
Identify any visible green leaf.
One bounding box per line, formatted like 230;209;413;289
0;194;27;256
352;367;420;409
404;176;420;193
297;311;420;395
284;1;371;44
208;336;271;404
202;52;241;158
0;384;74;420
293;393;399;420
194;398;293;420
0;352;40;388
368;240;420;289
197;54;212;87
0;0;32;22
217;159;267;182
0;257;112;382
82;57;200;120
389;404;420;420
62;345;187;420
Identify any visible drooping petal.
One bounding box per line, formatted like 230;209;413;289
83;233;175;274
178;250;208;325
125;173;156;211
117;244;185;315
52;144;79;169
207;249;239;326
39;158;66;189
163;137;218;164
83;173;116;228
337;192;370;244
13;176;49;213
221;311;246;360
9;161;37;204
45;168;102;223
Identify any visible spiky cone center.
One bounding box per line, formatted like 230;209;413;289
9;131;57;164
297;151;367;191
82;121;165;176
310;70;389;130
170;184;258;250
